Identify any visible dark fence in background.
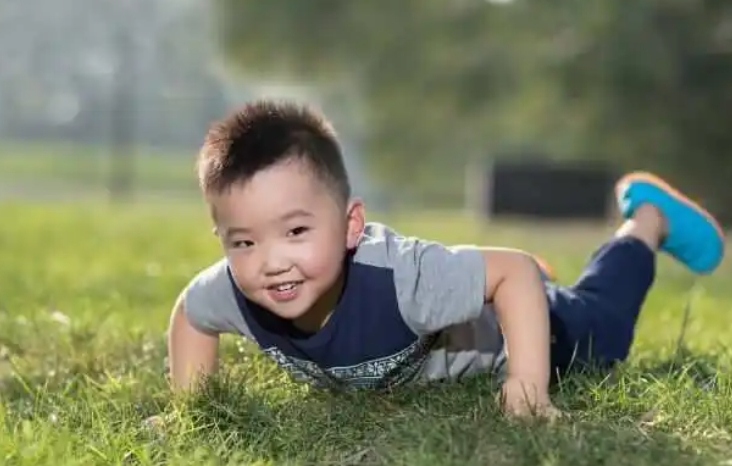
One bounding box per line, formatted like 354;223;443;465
485;159;618;220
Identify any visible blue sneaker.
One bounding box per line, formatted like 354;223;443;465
615;171;725;275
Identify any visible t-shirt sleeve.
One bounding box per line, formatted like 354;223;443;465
182;258;252;337
363;224;487;335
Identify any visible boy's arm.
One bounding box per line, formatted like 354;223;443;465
167;292;220;392
482;248;555;416
379;225;556;417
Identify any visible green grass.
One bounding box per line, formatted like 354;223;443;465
1;202;732;465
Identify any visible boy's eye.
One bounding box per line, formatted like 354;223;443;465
232;240;254;248
288;226;310;237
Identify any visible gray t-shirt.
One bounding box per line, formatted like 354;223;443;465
183;222;506;389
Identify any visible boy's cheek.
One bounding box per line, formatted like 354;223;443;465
227;262;256;291
306;253;344;281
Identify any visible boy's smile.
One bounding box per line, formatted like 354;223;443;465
266;279;304;302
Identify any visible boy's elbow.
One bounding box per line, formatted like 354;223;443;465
481;248;539;299
482;247;536;277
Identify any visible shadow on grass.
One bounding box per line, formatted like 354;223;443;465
554;345;727;399
636;346;724;389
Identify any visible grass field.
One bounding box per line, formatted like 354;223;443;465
1;201;731;465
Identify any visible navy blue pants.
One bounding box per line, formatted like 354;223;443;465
548;236;656;376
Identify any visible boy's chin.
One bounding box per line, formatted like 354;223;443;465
273;308;310;321
266;302;314;321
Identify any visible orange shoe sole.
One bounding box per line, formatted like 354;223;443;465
532;254;556;282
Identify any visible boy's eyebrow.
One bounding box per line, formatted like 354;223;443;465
279;209;314;221
224;226;251;237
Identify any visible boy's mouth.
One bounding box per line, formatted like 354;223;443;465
266;280;304;302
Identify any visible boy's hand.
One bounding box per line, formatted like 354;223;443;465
499;377;563;421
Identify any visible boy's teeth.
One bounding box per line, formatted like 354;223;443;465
276;283;296;291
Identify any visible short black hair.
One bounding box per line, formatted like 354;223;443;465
197;99;351;203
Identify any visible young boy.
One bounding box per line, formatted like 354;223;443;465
167;100;725;419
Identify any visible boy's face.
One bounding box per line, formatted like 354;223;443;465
208;158;364;329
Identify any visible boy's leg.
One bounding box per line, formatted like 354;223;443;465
548;172;725;376
548;216;658;374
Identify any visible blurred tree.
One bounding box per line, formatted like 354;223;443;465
214;0;732;216
536;0;732;218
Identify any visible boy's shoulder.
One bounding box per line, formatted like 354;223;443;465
349;222;416;272
348;221;488;334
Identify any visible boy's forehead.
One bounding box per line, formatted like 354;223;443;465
253;160;324;191
221;162;314;197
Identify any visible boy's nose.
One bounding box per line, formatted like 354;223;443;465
262;251;292;276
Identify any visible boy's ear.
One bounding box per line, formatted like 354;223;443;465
345;198;365;250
